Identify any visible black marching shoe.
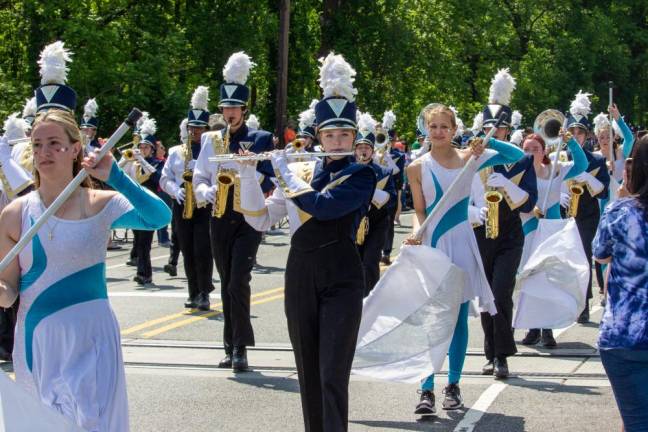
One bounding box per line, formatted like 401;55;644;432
380;255;391;266
232;346;249;372
183;297;196;309
163;264;177;277
442;384;464;410
414;390;436;416
577;308;590;324
194;292;210;311
481;360;494;375
494;357;509;379
133;275;152;285
126;258;137;266
541;329;557;348
521;329;541;345
218;353;232;369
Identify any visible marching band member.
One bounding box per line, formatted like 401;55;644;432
354;112;397;295
560;91;610;323
593;104;635;186
193;52;274;372
407;103;524;416
163;119;189;278
472;69;537;379
518;126;588;347
237;52;375;431
379;110;404;265
0;40;171;431
124;116;164;285
160;86;214;310
80;98;101;151
295;99;319;152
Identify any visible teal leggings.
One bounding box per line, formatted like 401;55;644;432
421;301;470;391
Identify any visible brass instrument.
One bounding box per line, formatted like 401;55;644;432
533;109;565;149
292;138;306;151
182;137;195;220
212;126;233;218
566;181;584;218
356;216;369;245
481;166;503;239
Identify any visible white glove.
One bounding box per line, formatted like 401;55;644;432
480;207;488;222
487;172;528;207
0;136;12;161
560;192;571;208
468;205;486;225
176;187;186;205
486;172;510;188
270;150;290;176
135;154;157;175
574;172;604;196
205;185;217;204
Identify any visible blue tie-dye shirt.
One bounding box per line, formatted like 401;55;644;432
593;197;648;350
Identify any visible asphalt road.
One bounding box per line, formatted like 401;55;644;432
2;212;620;431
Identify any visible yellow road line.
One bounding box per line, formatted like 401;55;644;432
141;292;285;338
120;286;284;336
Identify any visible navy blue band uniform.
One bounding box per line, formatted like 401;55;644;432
475;155;538;363
382;146;405;260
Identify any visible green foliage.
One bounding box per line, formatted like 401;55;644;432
0;0;645;145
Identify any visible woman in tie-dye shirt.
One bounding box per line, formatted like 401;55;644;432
593;135;648;432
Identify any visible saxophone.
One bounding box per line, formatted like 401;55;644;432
481;166;502;239
182;138;195;219
566;181;584;218
212;125;235;218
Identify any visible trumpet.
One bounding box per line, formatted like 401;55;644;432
566;181;584;218
208;151;354;163
291;138;306;151
117;148;140;167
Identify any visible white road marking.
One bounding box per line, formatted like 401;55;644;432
453;382;508;432
109;292;221;299
107;255;170;270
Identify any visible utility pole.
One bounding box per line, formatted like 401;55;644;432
275;0;290;148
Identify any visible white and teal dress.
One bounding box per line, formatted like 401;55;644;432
13;163;171;432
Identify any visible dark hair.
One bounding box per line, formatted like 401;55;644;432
523;133;551;165
629;135;648;210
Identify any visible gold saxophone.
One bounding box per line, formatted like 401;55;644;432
182;138;195;219
356;216;369;245
481;166;502;239
566;181;584;218
212;126;234;218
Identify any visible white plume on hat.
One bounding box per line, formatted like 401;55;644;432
569;91;592;118
136;111;149;130
382;110;396;131
83;98;98;123
318;52;357;101
140;117;157;137
223;52;256;85
510;129;524;146
246;114;260;129
511;110;522;129
191;86;210;110
298;99;318;131
593;113;610;136
179;118;188;142
357;111;378;135
38;41;73;85
471;112;484;135
22;97;36;119
3;113;28;141
488;68;516;105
